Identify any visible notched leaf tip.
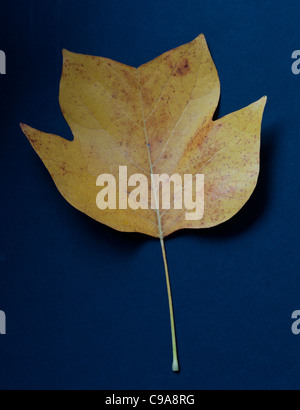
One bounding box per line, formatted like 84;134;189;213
254;95;267;114
259;95;267;104
195;33;207;45
62;48;71;56
62;48;78;63
20;123;29;132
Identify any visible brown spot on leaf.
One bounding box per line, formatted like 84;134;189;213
174;59;190;77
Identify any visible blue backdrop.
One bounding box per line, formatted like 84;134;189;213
0;0;299;390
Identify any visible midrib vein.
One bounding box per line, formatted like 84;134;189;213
136;69;163;239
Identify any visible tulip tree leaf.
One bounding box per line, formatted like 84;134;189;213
21;34;266;372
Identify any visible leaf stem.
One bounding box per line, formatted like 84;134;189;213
160;236;179;372
136;69;179;372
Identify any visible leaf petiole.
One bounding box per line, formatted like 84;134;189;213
160;236;179;372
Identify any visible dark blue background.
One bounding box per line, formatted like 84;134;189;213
0;0;299;390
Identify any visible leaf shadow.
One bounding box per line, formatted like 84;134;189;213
169;124;280;242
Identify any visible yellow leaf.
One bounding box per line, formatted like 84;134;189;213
20;34;266;372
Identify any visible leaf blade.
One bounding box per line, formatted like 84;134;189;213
21;35;266;238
